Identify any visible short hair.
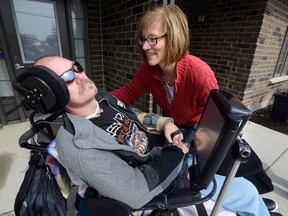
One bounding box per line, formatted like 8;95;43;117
136;4;190;66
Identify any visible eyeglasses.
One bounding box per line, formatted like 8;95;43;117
60;61;84;85
137;34;166;46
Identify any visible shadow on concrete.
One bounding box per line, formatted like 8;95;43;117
0;152;14;190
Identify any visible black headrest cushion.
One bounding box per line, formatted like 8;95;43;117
12;65;69;114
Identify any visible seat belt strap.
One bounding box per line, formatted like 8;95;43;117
195;203;208;216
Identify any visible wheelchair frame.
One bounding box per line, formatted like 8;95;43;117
17;105;251;216
13;66;252;215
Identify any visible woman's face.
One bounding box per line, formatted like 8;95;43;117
141;20;167;67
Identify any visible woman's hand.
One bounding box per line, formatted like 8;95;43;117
164;122;183;143
164;122;189;154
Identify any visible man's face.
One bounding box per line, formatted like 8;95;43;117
36;57;98;111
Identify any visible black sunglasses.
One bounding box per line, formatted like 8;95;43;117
60;62;84;85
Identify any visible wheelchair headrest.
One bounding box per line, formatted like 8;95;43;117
13;65;70;114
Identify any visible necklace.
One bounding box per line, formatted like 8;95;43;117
162;75;175;105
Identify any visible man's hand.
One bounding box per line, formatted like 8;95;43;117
171;141;189;154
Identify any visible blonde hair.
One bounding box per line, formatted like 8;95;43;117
136;5;190;66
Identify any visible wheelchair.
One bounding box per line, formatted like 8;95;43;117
12;66;252;216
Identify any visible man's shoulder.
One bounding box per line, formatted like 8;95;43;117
97;90;127;108
97;90;117;103
96;89;109;99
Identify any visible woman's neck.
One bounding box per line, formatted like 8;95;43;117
159;62;176;85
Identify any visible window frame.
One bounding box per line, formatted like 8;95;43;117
271;27;288;84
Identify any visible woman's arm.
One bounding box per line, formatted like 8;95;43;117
110;63;150;105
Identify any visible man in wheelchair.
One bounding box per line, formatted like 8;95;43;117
13;56;271;216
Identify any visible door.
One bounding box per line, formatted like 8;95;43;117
0;0;71;125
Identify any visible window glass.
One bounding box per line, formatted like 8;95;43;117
0;59;14;97
12;0;62;63
273;28;288;77
70;0;87;71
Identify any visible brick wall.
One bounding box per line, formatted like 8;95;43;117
179;0;288;110
86;0;288;112
183;1;262;101
100;0;160;112
246;0;288;110
87;0;104;89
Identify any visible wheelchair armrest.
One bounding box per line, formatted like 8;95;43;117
19;126;47;152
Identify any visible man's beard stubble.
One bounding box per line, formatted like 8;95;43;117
79;79;96;96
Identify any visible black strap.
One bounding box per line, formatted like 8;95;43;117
170;129;182;140
84;187;100;198
83;187;133;216
195;203;208;216
63;113;75;135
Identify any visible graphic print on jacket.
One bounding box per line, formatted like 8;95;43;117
90;103;149;153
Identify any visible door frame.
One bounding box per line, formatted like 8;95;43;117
0;0;73;125
0;15;26;125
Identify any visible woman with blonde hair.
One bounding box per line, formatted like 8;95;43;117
111;4;218;135
111;4;276;214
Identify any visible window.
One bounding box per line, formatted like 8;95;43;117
273;28;288;79
12;0;61;63
70;0;88;73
